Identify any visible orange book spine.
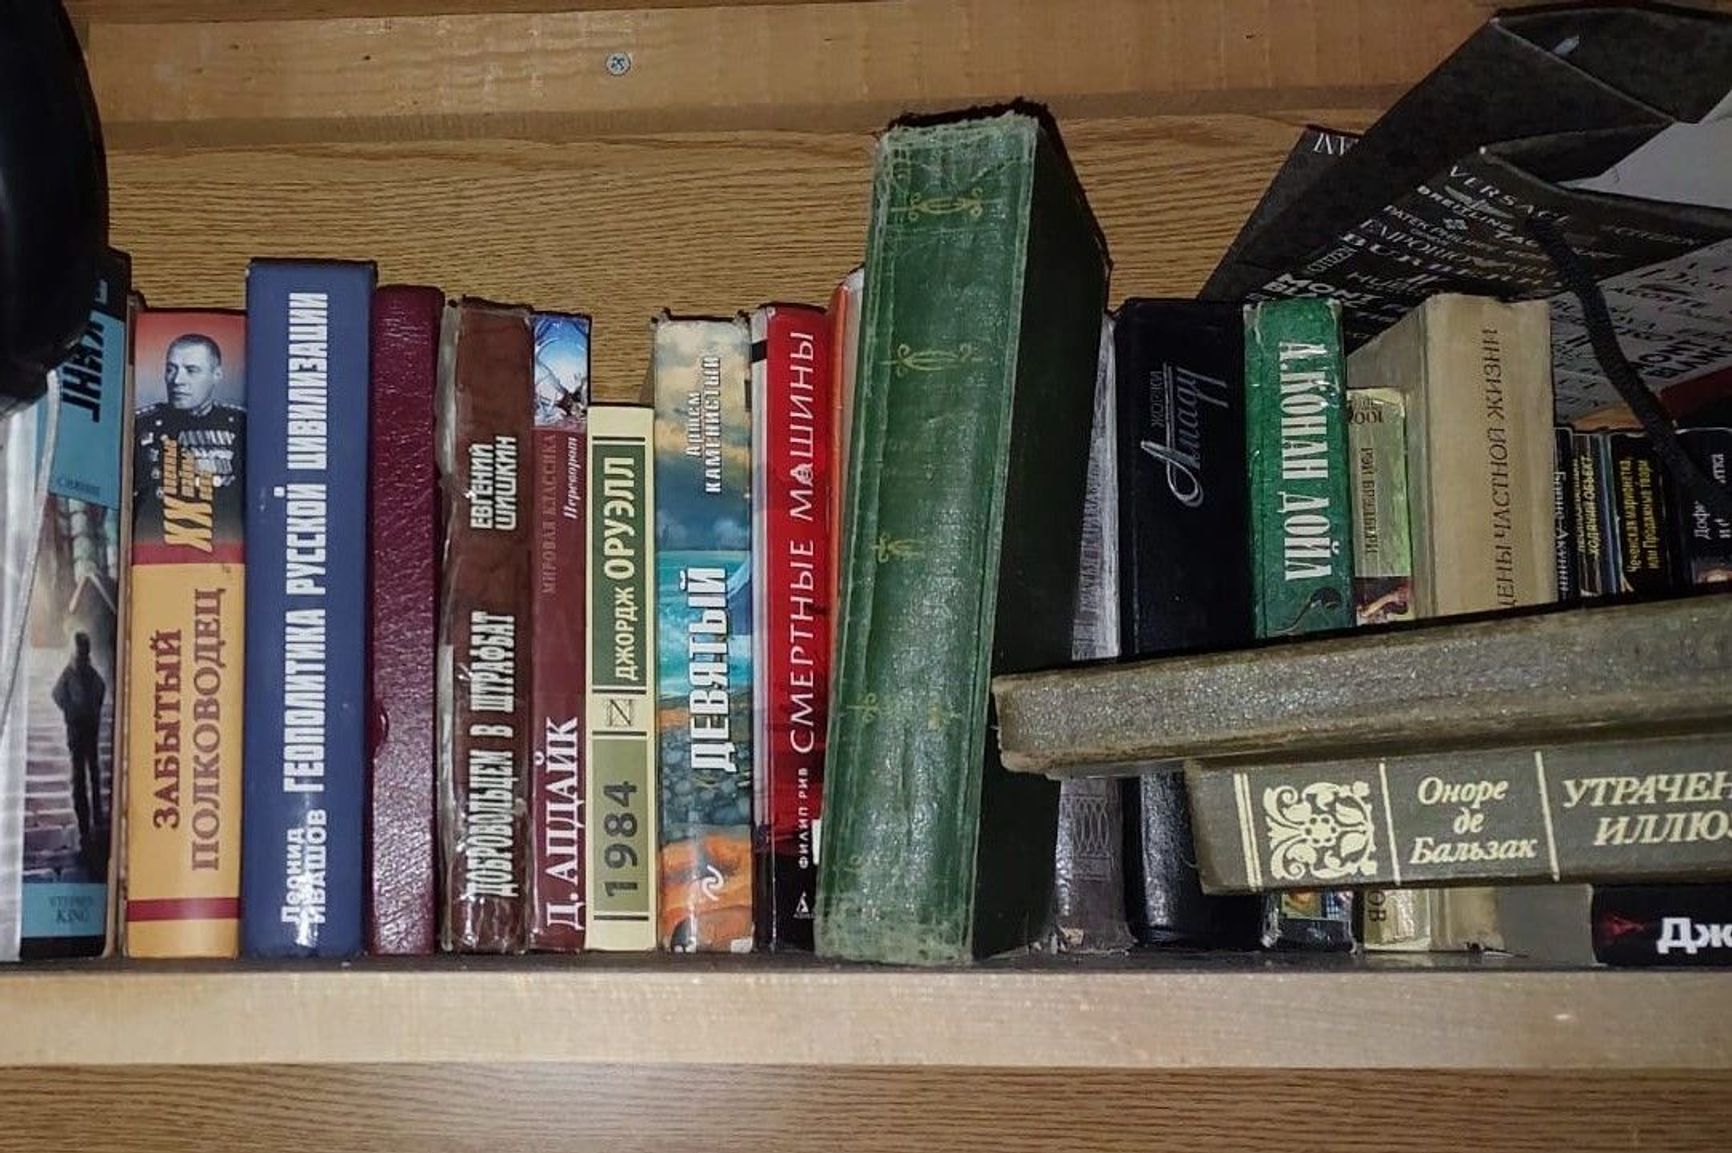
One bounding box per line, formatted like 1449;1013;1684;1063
123;311;247;958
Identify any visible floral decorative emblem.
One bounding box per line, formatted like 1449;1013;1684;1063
873;534;922;562
888;342;983;377
903;188;990;222
1261;781;1378;883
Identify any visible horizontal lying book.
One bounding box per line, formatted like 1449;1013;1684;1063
1188;733;1732;893
991;594;1732;777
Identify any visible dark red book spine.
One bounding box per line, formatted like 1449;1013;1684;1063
527;314;589;951
366;285;445;956
751;304;833;950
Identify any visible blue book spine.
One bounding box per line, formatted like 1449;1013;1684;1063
242;260;375;957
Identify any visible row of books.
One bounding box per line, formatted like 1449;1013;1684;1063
4;103;1729;965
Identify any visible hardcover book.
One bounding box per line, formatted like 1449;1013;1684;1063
1605;430;1681;595
827;267;864;652
1051;316;1132;954
1676;427;1732;585
1244;298;1353;638
1189;733;1732;892
1115;299;1252;655
1346;388;1412;625
817;109;1109;965
1344;295;1556;618
527;312;589;952
585;404;658;951
652;314;755;953
1554;426;1579;603
124;309;247;958
750;303;831;951
995;596;1732;778
9;251;130;960
1108;300;1259;947
1593;883;1732;966
241;259;374;958
366;284;444;956
1573;431;1611;599
435;301;533;953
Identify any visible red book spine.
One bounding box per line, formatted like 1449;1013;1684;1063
751;304;833;950
527;314;589;951
366;285;444;956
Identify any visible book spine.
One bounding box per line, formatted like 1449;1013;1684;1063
366;285;443;957
1591;434;1622;594
1244;298;1354;638
1190;734;1732;892
1244;297;1354;950
435;302;533;954
584;405;658;951
827;270;864;657
1676;428;1732;586
1347;388;1412;625
1554;426;1578;603
1593;884;1732;966
1606;431;1680;595
653;316;755;953
1573;432;1606;599
0;381;37;960
750;305;832;951
16;251;131;960
123;310;247;958
1114;300;1252;655
526;313;590;952
241;261;373;957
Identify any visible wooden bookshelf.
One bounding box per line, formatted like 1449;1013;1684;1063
11;1;1732;1149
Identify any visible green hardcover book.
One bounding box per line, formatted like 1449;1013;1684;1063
651;314;755;953
1245;298;1354;638
1245;297;1354;949
815;109;1110;965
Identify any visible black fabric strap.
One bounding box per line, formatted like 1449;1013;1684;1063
1526;215;1732;527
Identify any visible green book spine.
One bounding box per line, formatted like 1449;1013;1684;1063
1245;298;1354;638
584;405;659;952
651;316;755;953
816;111;1108;965
1348;388;1413;625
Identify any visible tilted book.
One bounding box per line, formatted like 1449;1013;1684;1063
652;314;755;954
992;597;1732;774
366;284;444;956
1188;733;1732;893
750;303;832;952
585;405;658;951
527;313;590;952
1345;295;1556;618
435;301;533;953
816;109;1110;964
8;251;130;960
241;259;374;957
124;310;247;958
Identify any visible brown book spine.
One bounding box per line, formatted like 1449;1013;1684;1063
527;314;588;951
436;301;533;953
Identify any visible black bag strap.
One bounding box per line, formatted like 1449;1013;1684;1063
1526;214;1732;526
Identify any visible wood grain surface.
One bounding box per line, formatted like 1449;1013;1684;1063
5;1064;1732;1153
106;112;1378;398
5;960;1732;1069
83;0;1502;145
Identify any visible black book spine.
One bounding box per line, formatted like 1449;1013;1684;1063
1593;885;1732;966
1553;425;1578;604
1606;431;1682;595
1112;299;1260;947
1676;427;1732;587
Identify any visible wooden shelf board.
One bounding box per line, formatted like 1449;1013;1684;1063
82;0;1505;146
5;958;1730;1070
